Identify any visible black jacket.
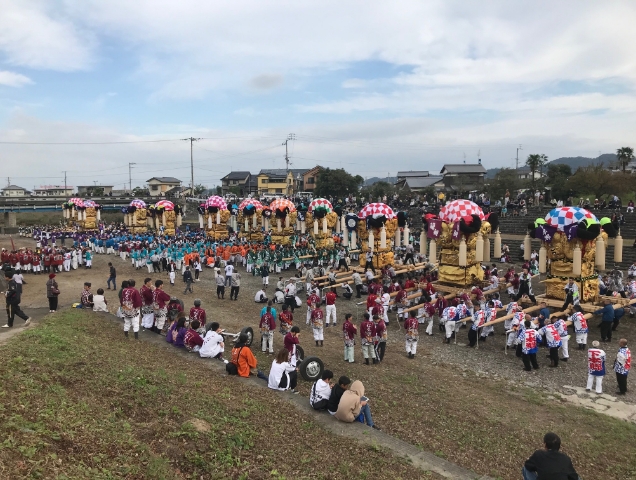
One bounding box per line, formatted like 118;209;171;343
524;449;579;480
183;270;193;283
5;279;20;305
327;384;347;413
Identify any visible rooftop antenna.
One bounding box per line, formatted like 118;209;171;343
463;152;466;164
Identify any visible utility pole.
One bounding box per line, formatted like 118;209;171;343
63;171;67;198
182;137;201;194
282;133;296;195
516;144;523;170
128;162;136;193
283;133;296;173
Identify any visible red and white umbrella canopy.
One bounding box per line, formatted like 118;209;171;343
130;199;147;209
270;198;296;213
239;198;263;210
308;198;333;213
155;200;174;211
204;195;228;210
358;202;396;220
69;197;84;207
438;200;485;223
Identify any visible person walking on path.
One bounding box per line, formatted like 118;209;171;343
183;266;194;295
3;271;30;328
46;273;60;313
107;262;116;290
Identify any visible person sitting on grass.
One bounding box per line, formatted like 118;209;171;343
92;288;108;312
80;282;94;309
230;333;267;380
184;320;204;352
172;316;188;348
166;313;186;345
199;322;227;362
523;432;579;480
327;376;351;415
309;370;333;410
267;348;299;394
334;380;380;430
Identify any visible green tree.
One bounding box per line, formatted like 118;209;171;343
525;154;547;195
566;164;630;200
314;168;364;199
132;186;149;197
485;168;520;202
545;164;571;201
616;146;634;172
215;186;222;195
193;184;207;196
360;181;396;201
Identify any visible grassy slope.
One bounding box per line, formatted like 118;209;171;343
0;311;436;480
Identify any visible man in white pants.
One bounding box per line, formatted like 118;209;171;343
325;288;337;327
442;305;458;344
553;316;570;362
120;280;142;339
586;341;606;394
418;301;435;336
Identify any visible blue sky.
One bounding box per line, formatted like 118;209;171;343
1;0;635;191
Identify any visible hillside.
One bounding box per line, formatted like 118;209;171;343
364;176;396;186
486;153;617;178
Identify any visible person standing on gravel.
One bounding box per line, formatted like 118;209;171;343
614;338;631;395
46;273;60;313
586;341;605;394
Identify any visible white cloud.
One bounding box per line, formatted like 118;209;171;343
0;70;32;87
342;78;366;89
0;0;94;71
248;74;283;91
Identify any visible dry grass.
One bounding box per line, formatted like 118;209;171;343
0;310;437;480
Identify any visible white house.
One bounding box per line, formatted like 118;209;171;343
1;185;29;197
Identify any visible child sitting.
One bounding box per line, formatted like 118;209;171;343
93;288;108;312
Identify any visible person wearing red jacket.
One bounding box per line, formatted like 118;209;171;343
404;310;419;359
366;292;378;315
325;288;337;327
342;313;357;363
373;314;387;362
310;302;325;347
260;306;276;353
31;254;41;274
184;320;204;352
306;291;321;325
189;299;206;327
121;279;143;338
140;278;155;330
360;313;377;365
371;298;384;319
152;280;171;333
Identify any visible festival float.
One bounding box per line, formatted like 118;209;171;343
124;199;148;233
527;206;620;303
81;200;101;230
305;198;338;249
269;198;297;246
63;198;85;226
237;198;264;242
357;203;398;268
423;199;496;286
201;196;230;241
152;200;182;236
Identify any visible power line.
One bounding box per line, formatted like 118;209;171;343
0;139;183;145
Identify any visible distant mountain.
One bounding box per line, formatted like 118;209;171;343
486;153;618;178
364;176;396;186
